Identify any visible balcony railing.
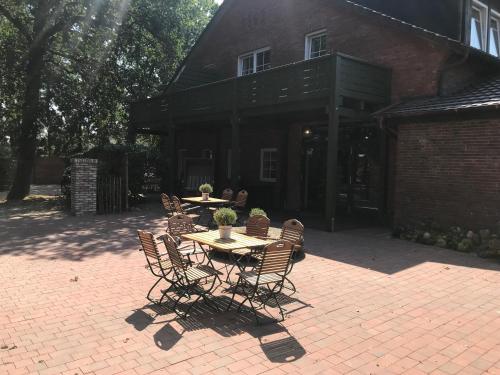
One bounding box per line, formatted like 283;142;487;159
130;54;391;132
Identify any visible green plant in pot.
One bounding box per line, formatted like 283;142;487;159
249;208;267;218
199;183;213;201
213;207;237;239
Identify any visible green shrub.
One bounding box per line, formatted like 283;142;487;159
199;183;213;194
250;208;267;217
213;207;237;226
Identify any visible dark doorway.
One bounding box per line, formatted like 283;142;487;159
301;123;383;229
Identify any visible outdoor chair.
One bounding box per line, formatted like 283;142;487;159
137;230;175;306
232;190;248;211
163;234;221;318
161;193;175;217
228;240;294;324
231;215;271;272
172;195;200;221
221;188;234;201
251;219;304;295
166;214;208;263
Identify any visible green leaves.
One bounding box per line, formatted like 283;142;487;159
0;0;218;157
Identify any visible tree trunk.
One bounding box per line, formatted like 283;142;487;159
7;46;46;200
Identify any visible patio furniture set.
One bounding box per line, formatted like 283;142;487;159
137;187;304;323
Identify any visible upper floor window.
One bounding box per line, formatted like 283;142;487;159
238;48;271;76
471;1;487;50
471;0;500;57
305;30;327;59
490;13;500;56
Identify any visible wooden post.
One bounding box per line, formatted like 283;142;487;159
167;121;177;194
378;119;388;223
230;115;241;190
325;55;341;232
286;124;303;211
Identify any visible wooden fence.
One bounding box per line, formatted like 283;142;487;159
97;175;125;214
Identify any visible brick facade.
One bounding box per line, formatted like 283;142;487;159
181;0;451;100
394;117;500;229
71;158;98;216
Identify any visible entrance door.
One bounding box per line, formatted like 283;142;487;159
337;125;381;215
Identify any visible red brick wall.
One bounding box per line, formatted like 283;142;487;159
394;117;500;229
183;0;450;100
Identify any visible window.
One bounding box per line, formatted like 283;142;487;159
490;13;500;57
470;1;500;56
260;148;278;182
238;48;271;76
471;1;487;50
305;30;327;59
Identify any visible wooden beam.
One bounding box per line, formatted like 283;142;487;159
230;114;241;190
377;120;388;223
167;121;177;194
325;56;341;232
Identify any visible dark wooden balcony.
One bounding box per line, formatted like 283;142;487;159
130;53;391;134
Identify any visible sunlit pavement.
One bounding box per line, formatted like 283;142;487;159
1;206;499;375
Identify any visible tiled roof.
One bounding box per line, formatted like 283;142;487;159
377;76;500;118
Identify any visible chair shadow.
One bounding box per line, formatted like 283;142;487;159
126;292;309;363
259;336;306;363
153;324;182;351
125;309;154;331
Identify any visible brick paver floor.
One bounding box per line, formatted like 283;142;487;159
1;205;499;374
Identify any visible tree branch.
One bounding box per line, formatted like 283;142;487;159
0;3;32;42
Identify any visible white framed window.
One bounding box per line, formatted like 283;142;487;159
489;11;500;56
238;48;271;76
260;148;278;182
471;1;488;51
305;30;327;60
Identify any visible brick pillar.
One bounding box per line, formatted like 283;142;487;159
71;158;98;216
285;125;303;211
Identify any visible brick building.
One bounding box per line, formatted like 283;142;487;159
130;0;500;231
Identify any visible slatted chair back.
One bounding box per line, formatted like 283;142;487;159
161;193;174;215
138;230;161;262
256;240;294;276
234;190;248;208
246;215;270;238
171;196;185;214
221;188;233;201
167;214;194;238
280;219;304;248
163;234;187;272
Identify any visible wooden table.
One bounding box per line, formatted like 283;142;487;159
182;230;273;253
182;230;274;284
182;197;229;205
182;197;230;227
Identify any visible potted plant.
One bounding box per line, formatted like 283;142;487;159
199;183;213;201
249;208;267;218
213;207;238;239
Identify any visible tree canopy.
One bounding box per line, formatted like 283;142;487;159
0;0;217;198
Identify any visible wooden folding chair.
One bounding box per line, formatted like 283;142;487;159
162;234;221;318
172;195;200;221
221;188;233;201
137;230;175;305
228;240;294;323
231;215;271;272
166;214;207;262
160;193;175;217
278;219;304;295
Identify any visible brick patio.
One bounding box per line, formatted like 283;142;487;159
0;205;499;375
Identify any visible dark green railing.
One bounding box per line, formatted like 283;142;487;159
130;54;391;132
